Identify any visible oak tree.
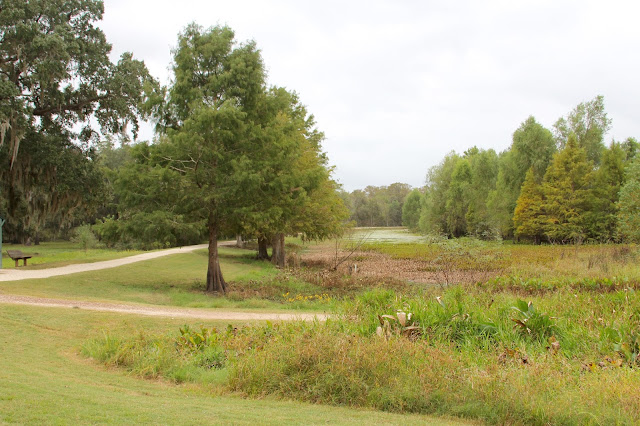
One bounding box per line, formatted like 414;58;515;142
0;0;152;240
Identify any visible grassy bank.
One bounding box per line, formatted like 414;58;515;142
0;304;461;425
84;284;640;424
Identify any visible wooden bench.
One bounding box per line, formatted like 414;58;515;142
6;250;32;267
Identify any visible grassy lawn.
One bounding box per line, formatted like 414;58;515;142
0;247;332;311
1;241;144;269
0;304;464;425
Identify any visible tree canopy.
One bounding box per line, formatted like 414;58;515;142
0;0;153;242
95;24;347;292
409;96;638;243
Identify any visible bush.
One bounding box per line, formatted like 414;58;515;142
71;224;99;252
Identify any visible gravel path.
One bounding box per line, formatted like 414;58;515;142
0;244;209;282
0;294;328;321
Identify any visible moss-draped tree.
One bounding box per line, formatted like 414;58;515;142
0;0;153;241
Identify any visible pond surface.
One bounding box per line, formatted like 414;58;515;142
345;227;425;243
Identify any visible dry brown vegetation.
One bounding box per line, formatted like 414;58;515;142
299;241;504;285
298;238;640;289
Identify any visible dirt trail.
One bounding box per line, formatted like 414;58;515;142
0;294;328;321
0;244;209;282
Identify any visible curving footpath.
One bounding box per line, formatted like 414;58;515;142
0;244;328;321
0;244;208;282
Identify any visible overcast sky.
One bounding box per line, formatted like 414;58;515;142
99;0;640;191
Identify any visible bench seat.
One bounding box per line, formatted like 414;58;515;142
6;250;32;267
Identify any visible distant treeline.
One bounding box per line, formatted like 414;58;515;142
341;183;411;227
399;96;640;244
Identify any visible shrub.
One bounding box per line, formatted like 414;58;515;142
71;224;99;252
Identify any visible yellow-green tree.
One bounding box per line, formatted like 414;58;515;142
513;168;545;243
487;116;555;238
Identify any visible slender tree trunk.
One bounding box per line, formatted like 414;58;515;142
271;233;285;268
206;220;227;293
235;234;243;248
257;236;270;260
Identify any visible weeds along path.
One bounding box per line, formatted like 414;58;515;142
0;294;328;321
0;244;209;282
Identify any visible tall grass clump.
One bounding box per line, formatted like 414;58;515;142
84;285;640;424
82;326;228;385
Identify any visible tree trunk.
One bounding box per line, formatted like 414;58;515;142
206;221;227;293
235;234;243;248
271;233;285;268
257;236;270;260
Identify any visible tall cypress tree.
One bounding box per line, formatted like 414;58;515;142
541;134;595;243
617;157;640;242
588;142;626;240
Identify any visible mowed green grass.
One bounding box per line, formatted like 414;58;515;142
0;248;292;310
1;241;144;269
0;304;465;425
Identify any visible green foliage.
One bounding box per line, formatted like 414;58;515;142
347;183;412;227
445;158;471;237
401;189;422;231
553;95;611;165
4;306;434;424
588;141;626;240
541;134;595;243
621;137;639;162
83;284;640;424
94;213;205;250
71;225;98;253
600;324;640;366
93;141;207;249
420;148;498;238
465;148;499;237
513;168;545;242
487;117;556;238
242;87;349;250
419;152;460;235
510;300;557;341
0;0;153;242
617;157;640;243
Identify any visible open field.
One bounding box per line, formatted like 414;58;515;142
3;230;640;424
